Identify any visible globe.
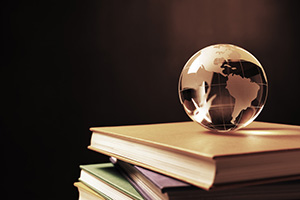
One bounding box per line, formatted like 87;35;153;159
178;44;268;132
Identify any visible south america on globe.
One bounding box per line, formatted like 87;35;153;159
178;44;268;132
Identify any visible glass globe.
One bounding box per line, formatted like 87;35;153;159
178;44;268;132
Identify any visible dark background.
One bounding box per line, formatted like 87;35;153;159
1;0;300;199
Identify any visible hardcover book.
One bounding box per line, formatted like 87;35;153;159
89;121;300;190
78;163;143;200
74;182;106;200
113;159;300;200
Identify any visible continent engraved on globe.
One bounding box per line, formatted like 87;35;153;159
226;74;260;124
179;44;268;132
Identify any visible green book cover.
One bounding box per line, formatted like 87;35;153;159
79;163;143;200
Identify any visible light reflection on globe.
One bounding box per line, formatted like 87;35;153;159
178;44;268;132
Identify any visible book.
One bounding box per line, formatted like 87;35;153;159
112;159;300;200
88;121;300;190
74;182;106;200
78;163;143;200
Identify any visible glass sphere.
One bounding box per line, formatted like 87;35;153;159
178;44;268;132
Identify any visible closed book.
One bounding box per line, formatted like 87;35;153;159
113;159;300;200
79;163;143;200
88;121;300;190
74;182;106;200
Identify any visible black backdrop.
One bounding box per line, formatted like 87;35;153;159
2;0;300;199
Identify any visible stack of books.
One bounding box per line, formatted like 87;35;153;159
74;121;300;199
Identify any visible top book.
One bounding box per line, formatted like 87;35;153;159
89;121;300;190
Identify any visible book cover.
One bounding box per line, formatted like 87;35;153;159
79;163;143;200
89;121;300;190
